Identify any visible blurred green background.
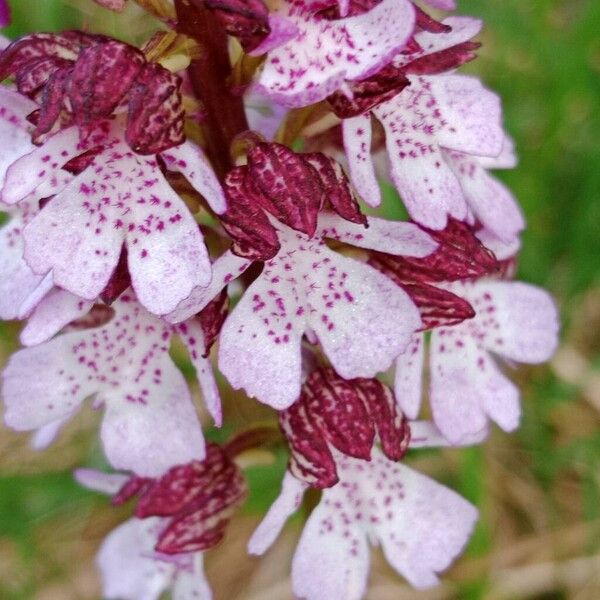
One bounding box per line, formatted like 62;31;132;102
1;0;599;598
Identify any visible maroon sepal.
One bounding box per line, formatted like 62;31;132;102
280;368;410;488
130;444;247;554
203;0;271;53
197;288;229;355
383;219;499;284
414;6;451;33
403;282;475;329
0;31;97;86
126;63;185;154
100;246;131;305
303;368;374;460
221;166;281;261
68;40;145;127
0;32;185;154
279;398;339;488
33;66;72;139
62;147;102;175
327;65;410;118
247;143;323;237
112;476;152;506
403;41;481;76
354;377;410;461
304;153;367;225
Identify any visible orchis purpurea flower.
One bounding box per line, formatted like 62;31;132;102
343;72;504;229
166;143;437;408
2;292;225;476
371;223;559;444
279;366;410;488
0;0;562;597
251;0;417;107
1;116;225;315
249;428;479;596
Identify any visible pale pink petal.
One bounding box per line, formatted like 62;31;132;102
469;281;559;363
317;212;438;257
1;125;103;204
255;0;416;107
20;289;94;346
3;334;97;430
97;518;173;600
172;554;212;600
23;172;124;300
161;141;226;215
125;166;211;314
0;87;36;182
165;251;251;323
30;414;73;450
177;320;222;426
476;228;520;260
17;271;55;319
4;295;206;476
429;74;503;157
445;149;524;242
342;114;381;207
0;211;44;319
74;468;129;495
409;420;489;448
248;14;300;56
308;251;421;381
375;89;467;228
394;333;424;419
370;457;478;589
248;471;307;555
244;91;289;141
218;270;305;409
100;362;205;477
429;331;520;442
292;492;370;600
478;135;517;169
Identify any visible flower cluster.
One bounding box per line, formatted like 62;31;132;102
0;1;558;599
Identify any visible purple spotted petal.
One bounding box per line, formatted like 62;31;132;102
13;123;210;315
342;114;381;206
161;141;226;214
165;250;251;323
394;17;482;72
369;74;503;229
394;333;424;419
317;212;438;257
96;518;175;599
445;149;525;243
20;289;93;346
248;471;308;555
218;225;421;408
2;294;207;476
254;0;416;107
289;451;477;597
